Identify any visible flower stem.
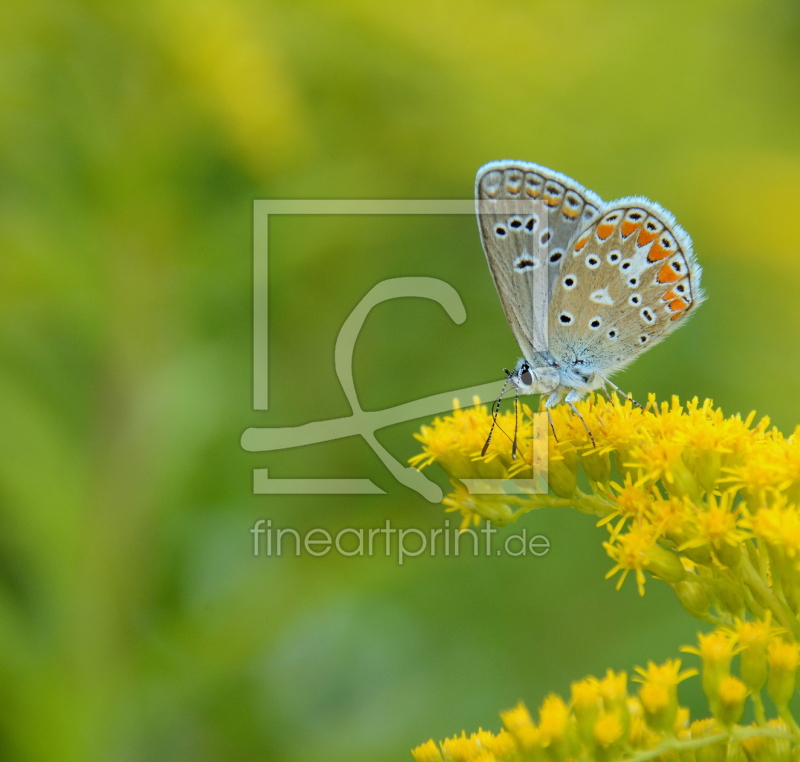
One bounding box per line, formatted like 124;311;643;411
740;549;800;640
622;726;795;762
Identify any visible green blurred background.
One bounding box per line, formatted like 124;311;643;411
2;1;800;759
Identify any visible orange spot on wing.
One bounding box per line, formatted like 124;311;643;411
668;298;689;312
670;311;685;321
596;223;615;240
562;206;580;219
657;263;681;283
573;235;589;252
544;193;561;207
662;289;678;302
647;239;670;262
621;220;640;237
637;227;658;247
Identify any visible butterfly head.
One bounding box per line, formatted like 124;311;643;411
507;360;560;395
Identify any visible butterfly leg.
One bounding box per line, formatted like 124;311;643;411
599;376;643;409
564;389;596;447
543;390;563;443
546;408;559;443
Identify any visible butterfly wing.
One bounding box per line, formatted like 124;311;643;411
547;197;704;375
475;161;603;363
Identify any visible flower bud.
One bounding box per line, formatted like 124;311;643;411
694;450;722;494
548;449;578;499
581;448;611;485
672;579;710;619
663;457;702;503
714;578;744;616
714;541;741;570
644;545;686;584
682;543;713;565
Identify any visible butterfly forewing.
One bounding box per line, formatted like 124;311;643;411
548;197;704;374
476;161;603;362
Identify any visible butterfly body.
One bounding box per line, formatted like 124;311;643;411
476;160;704;407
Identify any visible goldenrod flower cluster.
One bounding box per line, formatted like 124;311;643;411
410;393;800;759
412;624;798;762
411;394;800;635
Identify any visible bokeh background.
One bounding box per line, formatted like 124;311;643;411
1;1;800;759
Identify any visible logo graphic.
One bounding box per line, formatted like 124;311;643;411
240;200;548;502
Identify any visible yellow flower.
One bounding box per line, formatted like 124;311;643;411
414;632;797;762
500;702;539;752
593;711;623;747
571;678;601;744
412;740;444;762
679;491;749;568
715;675;748;726
682;630;738;706
767;639;800;708
633;659;696;731
537;694;570;746
604;523;685;595
441;480;524;530
628;437;700;499
744;497;800;560
412;394;800;621
597;476;655;539
730;615;782;692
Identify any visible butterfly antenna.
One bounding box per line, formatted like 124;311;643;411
511;388;519;460
481;378;510;457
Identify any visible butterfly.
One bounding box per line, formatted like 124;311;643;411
475;160;704;443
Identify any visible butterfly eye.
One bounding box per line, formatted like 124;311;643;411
520;369;533;386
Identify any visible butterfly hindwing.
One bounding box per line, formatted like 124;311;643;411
475;160;603;362
547;197;705;375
